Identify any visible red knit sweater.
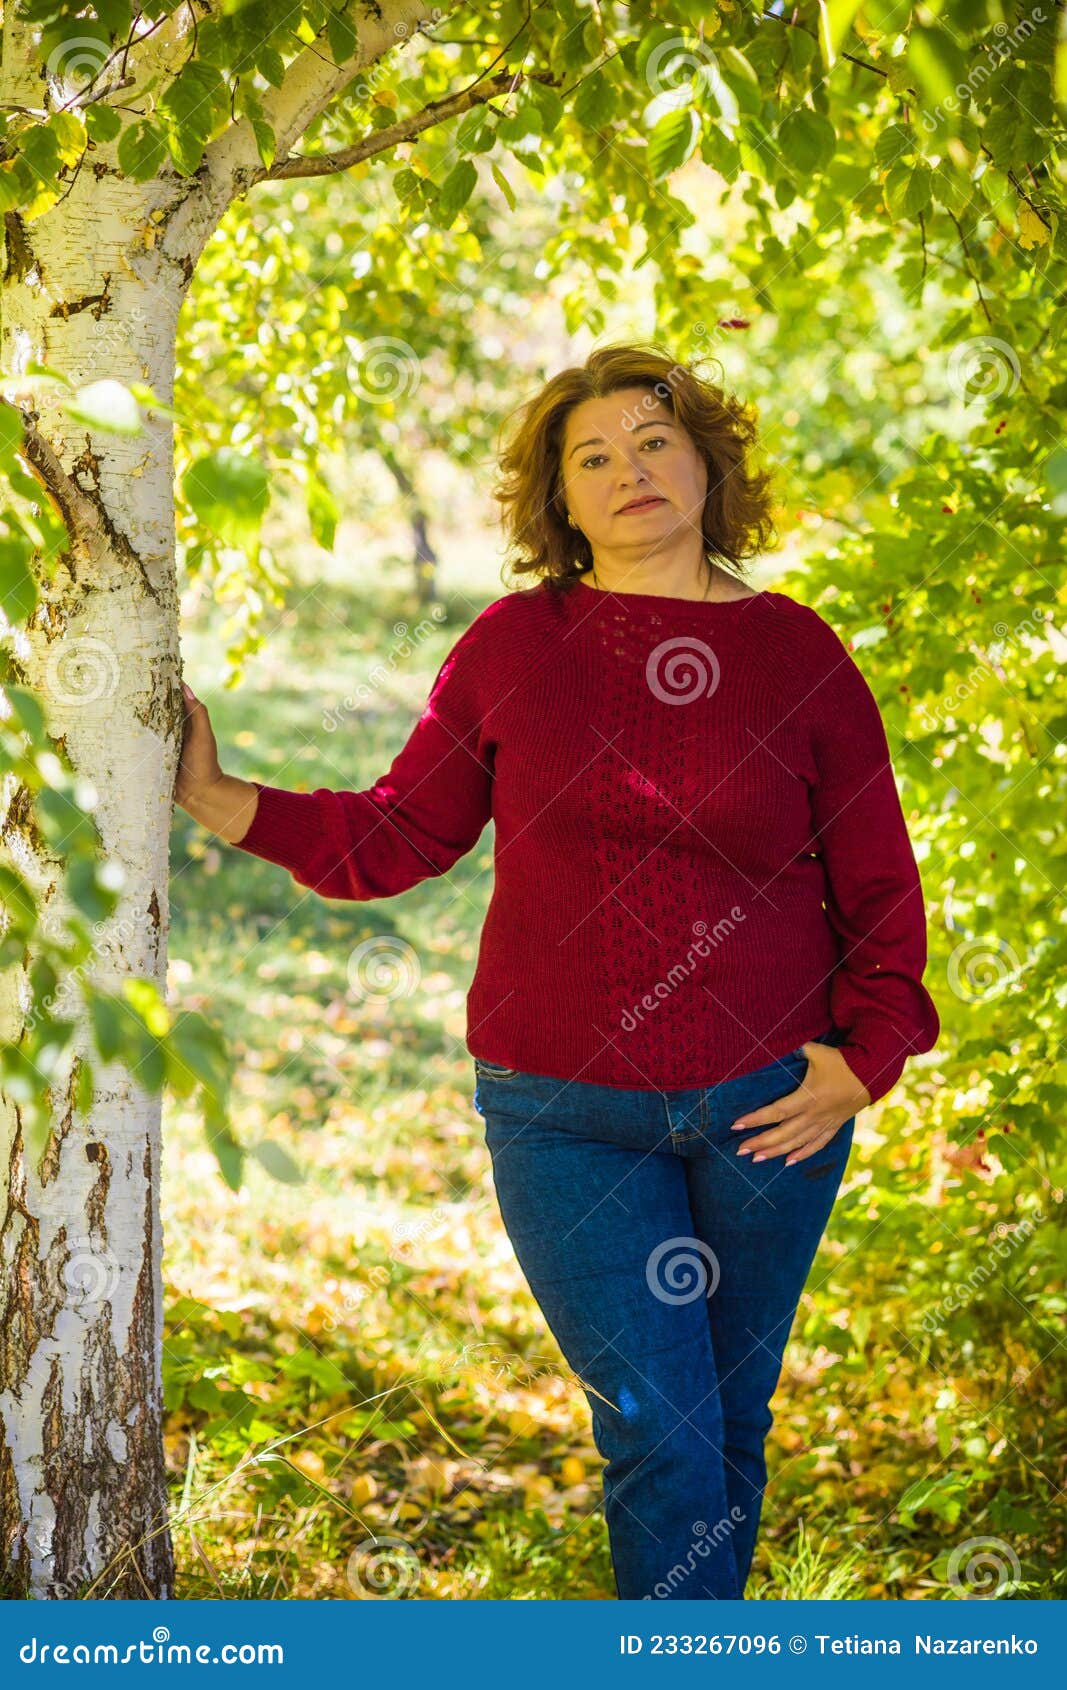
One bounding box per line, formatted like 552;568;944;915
232;578;940;1105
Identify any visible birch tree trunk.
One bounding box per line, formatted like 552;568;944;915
0;157;186;1606
0;0;450;1602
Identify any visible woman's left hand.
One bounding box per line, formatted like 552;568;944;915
729;1043;872;1165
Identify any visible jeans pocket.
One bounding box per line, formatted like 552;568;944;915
473;1057;520;1081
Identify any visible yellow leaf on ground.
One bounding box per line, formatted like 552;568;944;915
350;1474;378;1506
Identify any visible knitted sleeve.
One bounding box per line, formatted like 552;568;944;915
801;609;941;1107
230;618;493;901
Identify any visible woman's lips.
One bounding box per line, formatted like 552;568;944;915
618;497;666;512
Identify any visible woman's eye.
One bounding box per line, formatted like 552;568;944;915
580;437;667;469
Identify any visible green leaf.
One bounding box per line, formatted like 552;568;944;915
326;7;358;66
907;25;970;115
65;858;120;926
63;380;142;435
817;0;864;67
307;471;340;550
0;863;38;936
874;123;914;170
166;1010;231;1103
489;160;516;211
250;1139;304;1184
979;165;1015;225
883;161;931;218
717;47;762;117
526;81;565;135
897;1469;969;1526
5;686;47;743
250;118;277;171
778;108;837;176
122;976;170;1038
0;534;37;623
89;994;125;1063
391;167;424;204
182;448;270;550
117;120;169;181
574;70;617;129
1044;445;1067;515
19;127;62;182
455;105;496;155
0;166;29;214
434;159;478;226
85;104;122;145
257;46;286;89
207;1126;244;1193
788;26;817;76
647;108;698;181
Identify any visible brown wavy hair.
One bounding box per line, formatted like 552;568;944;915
492;340;780;591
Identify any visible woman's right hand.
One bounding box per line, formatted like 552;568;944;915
175;680;225;809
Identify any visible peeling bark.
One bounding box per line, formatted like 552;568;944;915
0;16;185;1603
0;0;452;1601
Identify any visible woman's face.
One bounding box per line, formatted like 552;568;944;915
558;387;708;560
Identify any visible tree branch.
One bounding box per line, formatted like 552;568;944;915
159;0;453;268
2;398;100;539
265;68;532;180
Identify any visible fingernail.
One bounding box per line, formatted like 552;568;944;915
731;1121;747;1131
785;1156;796;1166
751;1154;765;1163
736;1145;752;1156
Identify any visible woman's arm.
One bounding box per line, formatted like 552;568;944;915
179;771;262;844
176;623;493;901
804;619;941;1107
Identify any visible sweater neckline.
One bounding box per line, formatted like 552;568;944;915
569;577;774;613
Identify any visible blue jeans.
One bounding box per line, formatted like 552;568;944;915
471;1029;855;1600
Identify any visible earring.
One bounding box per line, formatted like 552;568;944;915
567;513;577;528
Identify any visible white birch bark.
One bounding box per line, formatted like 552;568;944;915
0;0;453;1603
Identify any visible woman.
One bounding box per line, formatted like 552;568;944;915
175;342;940;1601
